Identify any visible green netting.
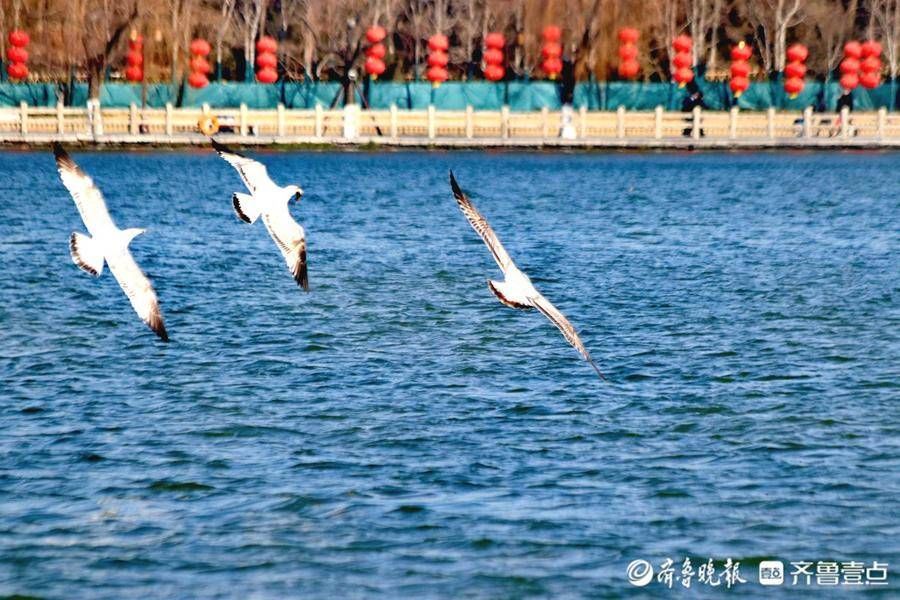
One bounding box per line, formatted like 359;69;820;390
0;83;60;107
68;83;176;108
2;80;899;111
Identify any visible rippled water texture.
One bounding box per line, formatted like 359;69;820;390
1;149;898;598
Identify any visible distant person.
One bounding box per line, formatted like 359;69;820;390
682;80;707;137
833;90;854;136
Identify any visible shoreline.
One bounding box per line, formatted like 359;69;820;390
3;134;900;151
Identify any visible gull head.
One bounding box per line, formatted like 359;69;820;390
286;185;304;203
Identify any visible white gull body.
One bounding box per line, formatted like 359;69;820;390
53;143;168;341
212;139;309;291
450;171;602;378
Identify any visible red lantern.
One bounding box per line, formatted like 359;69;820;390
730;42;752;62
784;61;806;79
843;41;862;59
673;35;692;54
617;44;637;61
860;72;880;89
730;76;749;96
427;65;449;84
840;72;859;91
617;59;639;79
7;46;28;64
365;56;386;77
8;30;29;48
483;48;503;66
484;64;504;82
129;35;144;52
428;34;449;52
255;52;277;69
126;50;143;67
840;58;860;75
6;62;28;80
190;38;211;57
485;32;505;50
861;40;883;58
256;36;278;55
860;56;881;74
674;67;694;86
188;71;209;88
617;27;639;45
428;50;449;68
256;66;278;84
784;77;803;97
125;65;143;82
191;56;212;74
366;43;386;60
542;42;563;60
673;51;692;70
543;25;562;43
730;61;750;78
366;26;387;44
542;57;564;77
786;44;808;63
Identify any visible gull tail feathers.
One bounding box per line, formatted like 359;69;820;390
232;193;262;224
69;232;104;276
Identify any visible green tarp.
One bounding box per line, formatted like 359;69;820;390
2;80;899;111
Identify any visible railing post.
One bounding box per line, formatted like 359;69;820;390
654;105;663;139
389;104;398;138
803;106;813;138
427;104;436;139
616;105;625;139
129;102;138;135
342;103;359;139
578;105;587;139
500;105;510;139
239;103;249;136
277;103;286;137
729;106;739;139
314;104;323;138
56;100;65;134
465;105;474;139
877;106;887;139
767;108;776;140
19;101;28;135
691;106;701;140
541;106;549;138
165;102;174;136
92;99;103;137
840;106;851;138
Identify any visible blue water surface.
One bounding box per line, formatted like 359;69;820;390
0;149;898;598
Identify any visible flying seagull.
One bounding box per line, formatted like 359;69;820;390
449;171;603;378
53;143;168;341
211;139;309;291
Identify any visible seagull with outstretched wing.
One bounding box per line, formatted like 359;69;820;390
449;171;603;378
53;143;168;341
212;139;309;291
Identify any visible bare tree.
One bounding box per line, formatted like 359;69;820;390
872;0;900;79
748;0;806;73
235;0;268;80
807;0;858;78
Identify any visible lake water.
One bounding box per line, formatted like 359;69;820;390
0;149;897;598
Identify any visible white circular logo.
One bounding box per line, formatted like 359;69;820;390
627;559;654;587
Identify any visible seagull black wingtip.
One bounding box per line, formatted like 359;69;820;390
449;170;464;199
210;138;230;155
